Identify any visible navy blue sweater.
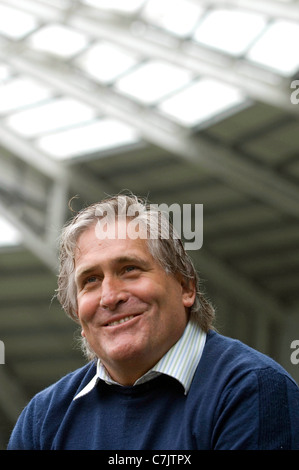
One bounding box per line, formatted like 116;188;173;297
8;331;299;450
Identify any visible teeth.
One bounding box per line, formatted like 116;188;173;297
108;315;135;327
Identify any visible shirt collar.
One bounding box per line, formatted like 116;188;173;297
74;316;206;400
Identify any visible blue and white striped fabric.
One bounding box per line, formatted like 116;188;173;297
74;316;206;400
150;317;206;394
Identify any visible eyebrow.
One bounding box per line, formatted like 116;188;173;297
75;265;99;284
75;255;151;284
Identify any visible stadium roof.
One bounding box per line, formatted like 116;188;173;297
1;0;299;447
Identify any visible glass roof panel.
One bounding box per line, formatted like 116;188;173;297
27;24;89;58
193;8;267;56
158;78;246;127
115;60;192;105
81;0;145;14
141;0;204;37
0;4;38;40
0;64;12;83
76;42;139;84
246;20;299;76
0;77;52;114
42;0;72;6
5;98;97;137
36;118;140;159
0;217;22;247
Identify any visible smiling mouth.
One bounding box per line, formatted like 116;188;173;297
106;315;138;327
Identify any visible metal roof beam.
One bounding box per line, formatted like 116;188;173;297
8;0;299;29
201;0;299;23
4;55;299;221
0;198;58;271
0;122;114;268
0;124;112;205
0;0;295;113
0;125;68;184
0;0;68;21
45;180;69;249
68;10;297;115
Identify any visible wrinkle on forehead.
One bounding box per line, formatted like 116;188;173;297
74;221;153;270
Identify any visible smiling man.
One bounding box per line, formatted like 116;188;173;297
75;221;195;387
8;194;299;450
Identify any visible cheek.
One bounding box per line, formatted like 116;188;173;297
133;275;180;310
136;272;168;295
77;293;98;322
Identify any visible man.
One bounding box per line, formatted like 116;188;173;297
8;194;299;450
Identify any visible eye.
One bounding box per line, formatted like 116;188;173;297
86;275;98;283
125;266;137;273
125;266;136;272
83;275;99;287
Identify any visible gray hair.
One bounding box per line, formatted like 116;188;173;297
56;194;215;360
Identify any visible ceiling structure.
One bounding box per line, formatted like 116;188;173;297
0;0;299;448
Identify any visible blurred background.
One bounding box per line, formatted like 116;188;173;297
0;0;299;449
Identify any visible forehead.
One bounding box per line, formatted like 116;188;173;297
74;220;152;265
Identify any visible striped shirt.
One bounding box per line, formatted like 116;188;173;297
74;316;206;400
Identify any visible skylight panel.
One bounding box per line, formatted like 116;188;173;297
0;64;12;83
36;118;140;159
76;42;139;84
115;61;192;105
246;20;299;76
193;9;267;56
5;98;97;137
42;0;72;6
158;78;246;128
0;217;22;247
0;77;52;114
0;4;38;40
27;24;89;58
141;0;204;38
82;0;145;14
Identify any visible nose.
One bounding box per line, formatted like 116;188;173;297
99;276;128;311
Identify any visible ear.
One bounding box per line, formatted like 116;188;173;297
181;277;196;308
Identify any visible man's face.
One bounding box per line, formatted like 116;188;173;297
74;220;195;385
